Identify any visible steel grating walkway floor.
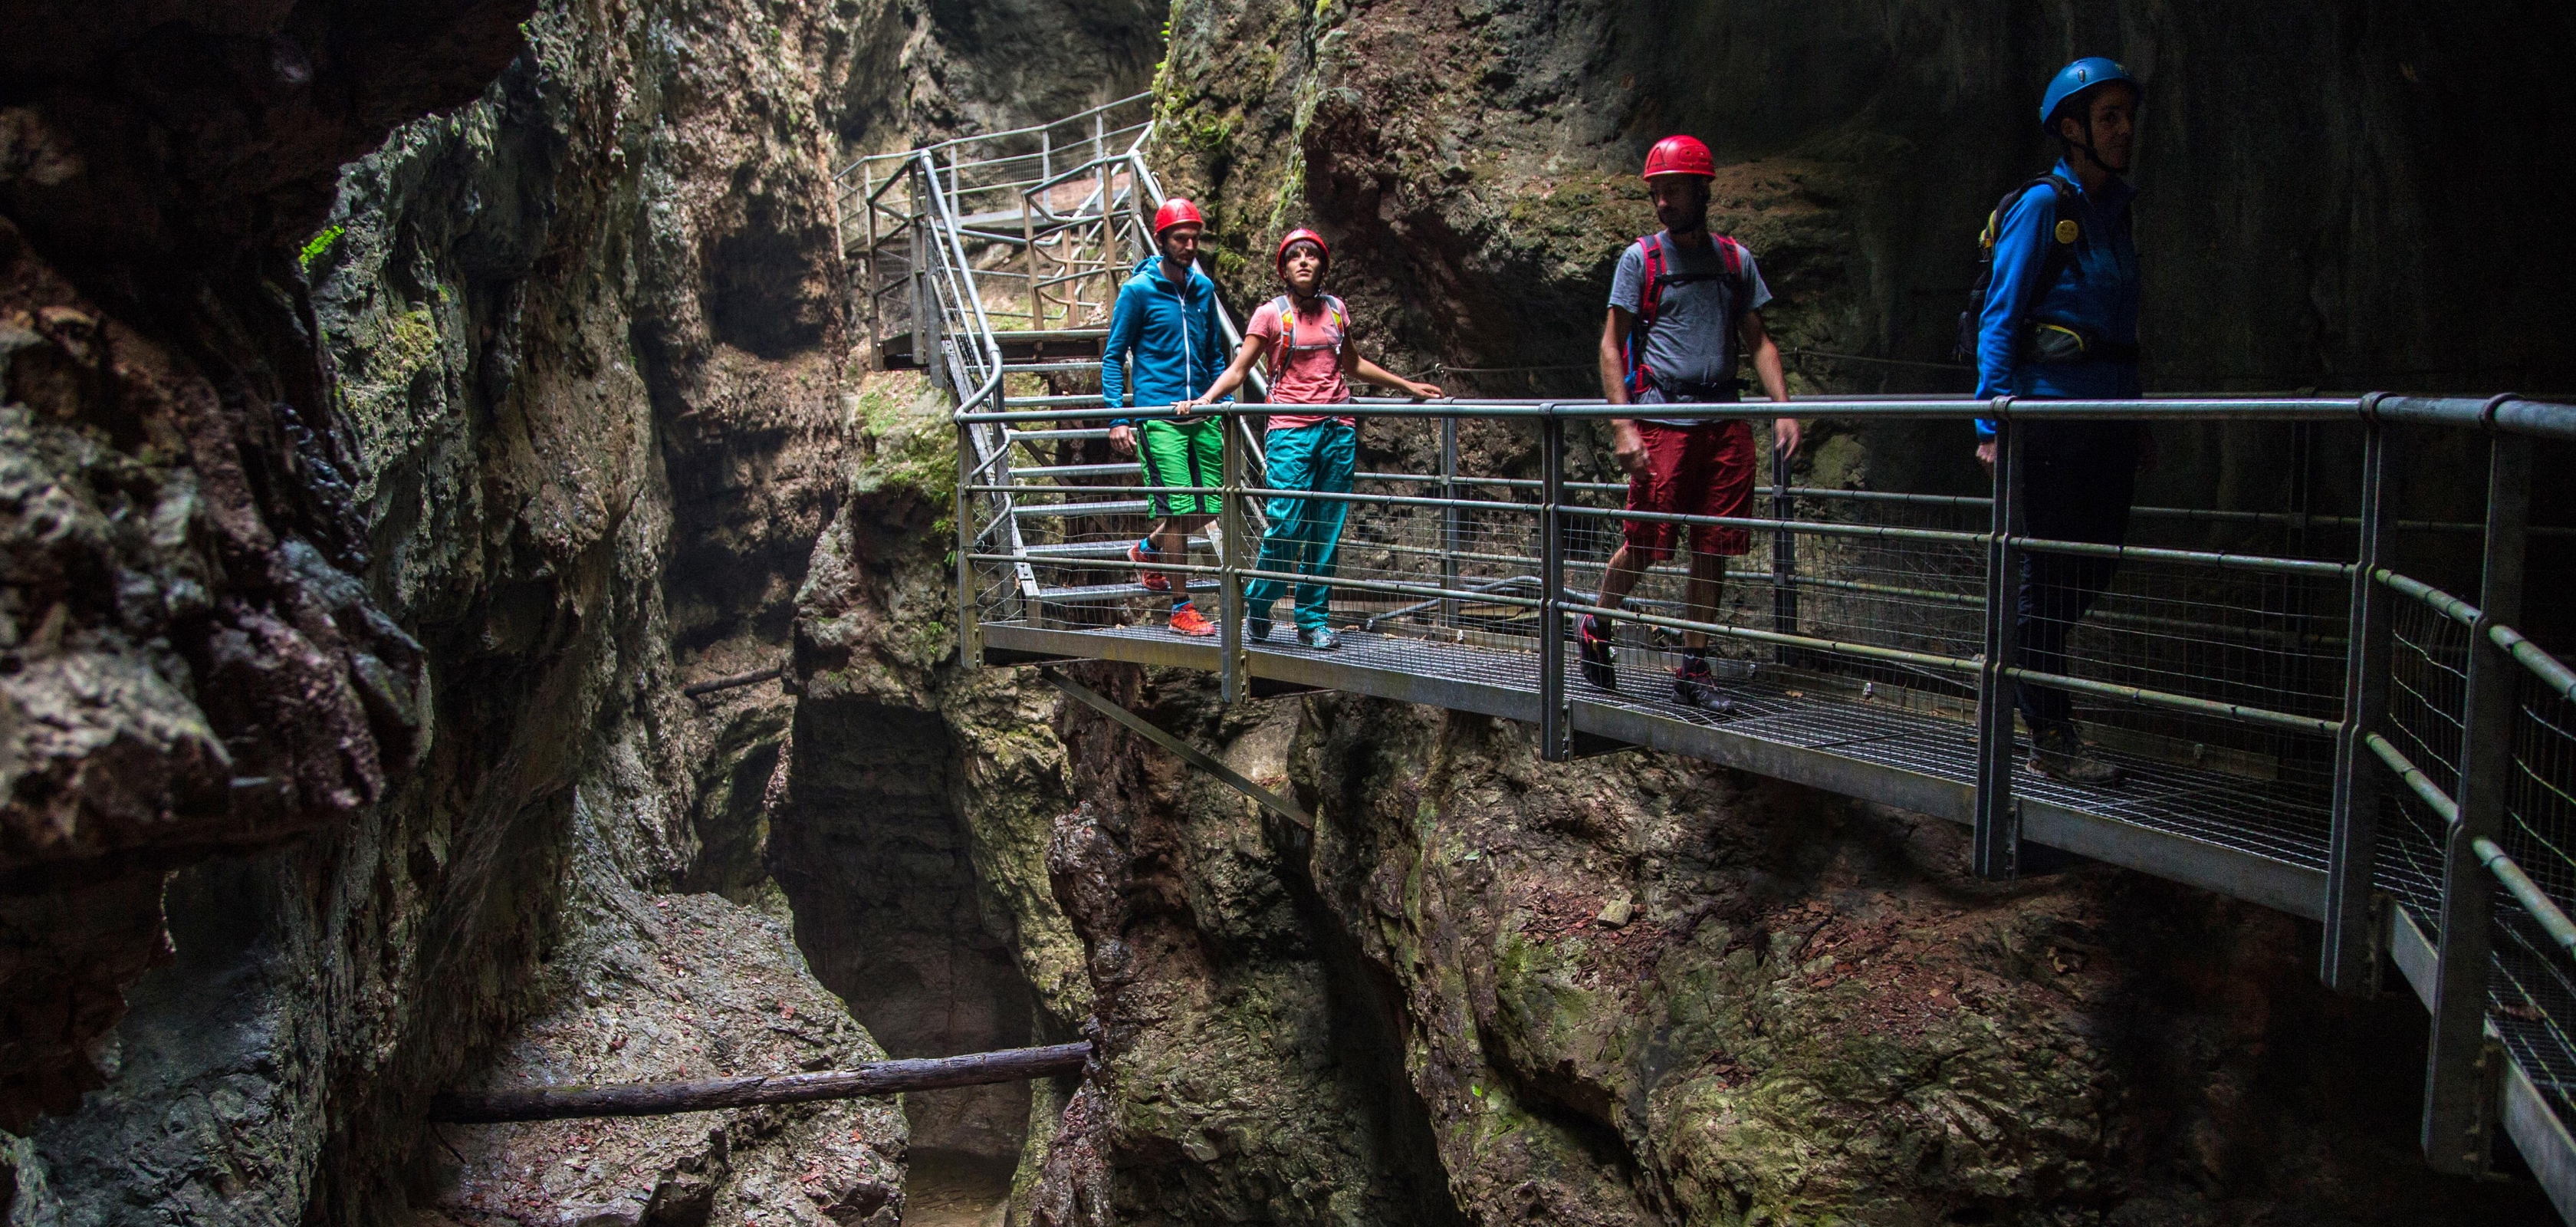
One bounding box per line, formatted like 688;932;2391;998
980;619;2334;916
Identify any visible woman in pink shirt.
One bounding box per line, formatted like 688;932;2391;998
1179;229;1442;649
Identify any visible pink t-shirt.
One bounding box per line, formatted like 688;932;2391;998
1247;295;1353;429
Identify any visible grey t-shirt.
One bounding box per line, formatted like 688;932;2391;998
1608;232;1773;425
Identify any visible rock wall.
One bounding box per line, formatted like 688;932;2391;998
0;0;530;1203
8;2;2571;1225
2;0;902;1220
1004;670;2555;1225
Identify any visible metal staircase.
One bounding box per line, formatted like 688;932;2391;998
836;94;1270;615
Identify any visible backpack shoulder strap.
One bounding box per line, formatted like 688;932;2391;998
1714;235;1750;311
1635;235;1666;324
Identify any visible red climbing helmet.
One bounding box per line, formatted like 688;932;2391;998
1641;134;1716;180
1153;197;1206;238
1274;227;1330;277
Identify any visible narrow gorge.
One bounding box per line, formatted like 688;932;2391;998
2;2;2570;1226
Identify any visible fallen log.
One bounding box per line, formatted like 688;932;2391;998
428;1041;1091;1123
682;666;785;699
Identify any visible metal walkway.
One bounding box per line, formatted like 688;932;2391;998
841;98;2576;1218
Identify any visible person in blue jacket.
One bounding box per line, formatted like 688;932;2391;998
1104;198;1231;636
1974;58;2151;785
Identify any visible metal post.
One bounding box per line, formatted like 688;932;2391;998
1220;419;1248;704
1441;415;1461;629
2420;432;2531;1175
1539;410;1571;761
956;419;978;665
860;165;880;346
910;167;938;390
1769;433;1798;666
1022;189;1040;329
2324;421;2393;993
1973;419;2023;880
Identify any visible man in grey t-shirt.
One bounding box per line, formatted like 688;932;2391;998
1580;134;1802;715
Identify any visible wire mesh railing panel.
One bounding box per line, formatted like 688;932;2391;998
2376;592;2473;932
2508;674;2576;926
2499;669;2576;1120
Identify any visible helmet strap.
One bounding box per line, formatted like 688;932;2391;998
2060;111;2130;179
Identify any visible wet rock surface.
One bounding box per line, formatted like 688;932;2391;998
6;2;2572;1225
416;894;905;1227
1018;674;2553;1225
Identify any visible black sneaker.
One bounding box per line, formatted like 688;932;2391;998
2028;721;2125;786
1578;614;1617;691
1671;659;1737;716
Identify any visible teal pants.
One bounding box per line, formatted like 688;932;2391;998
1245;420;1356;631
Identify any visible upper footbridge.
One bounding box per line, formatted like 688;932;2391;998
838;98;2576;1215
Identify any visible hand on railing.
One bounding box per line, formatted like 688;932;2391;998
1109;424;1135;456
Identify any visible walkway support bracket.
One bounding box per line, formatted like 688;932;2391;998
1973;416;2023;880
2422;432;2531;1174
1045;670;1312;829
2325;418;2394;993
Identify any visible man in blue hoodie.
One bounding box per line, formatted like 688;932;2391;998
1974;58;2150;785
1105;197;1230;637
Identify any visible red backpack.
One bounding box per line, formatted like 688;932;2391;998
1623;232;1749;400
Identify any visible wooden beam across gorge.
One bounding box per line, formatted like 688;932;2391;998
427;1042;1092;1123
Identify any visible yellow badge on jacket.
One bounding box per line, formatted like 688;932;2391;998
2055;219;2081;244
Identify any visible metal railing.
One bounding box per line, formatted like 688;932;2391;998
955;389;2576;1212
847;100;2576;1218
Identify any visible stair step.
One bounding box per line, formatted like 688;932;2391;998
880;327;1108;370
1014;499;1150;518
1036;580;1220;604
1013;462;1138;479
1002;361;1106;376
1008;428;1113;441
1005;393;1109;408
1020;538;1210;559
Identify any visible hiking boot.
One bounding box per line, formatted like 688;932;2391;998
1297;626;1342;651
2028;722;2125;786
1128;540;1170;594
1578;614;1618;691
1168;605;1216;637
1671;657;1737;717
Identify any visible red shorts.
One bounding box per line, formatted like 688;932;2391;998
1622;419;1756;564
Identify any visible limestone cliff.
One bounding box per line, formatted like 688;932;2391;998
5;2;2570;1225
5;0;875;1219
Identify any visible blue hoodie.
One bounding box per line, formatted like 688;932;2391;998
1102;255;1228;423
1974;158;2141;435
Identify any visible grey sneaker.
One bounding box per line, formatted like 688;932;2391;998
1247;617;1273;643
2029;722;2125;786
1297;626;1342;650
1671;660;1737;716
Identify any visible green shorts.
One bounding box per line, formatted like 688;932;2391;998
1136;418;1224;518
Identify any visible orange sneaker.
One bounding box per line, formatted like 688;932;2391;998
1167;606;1217;637
1128;540;1170;594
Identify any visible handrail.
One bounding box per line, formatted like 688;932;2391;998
836;93;1154;178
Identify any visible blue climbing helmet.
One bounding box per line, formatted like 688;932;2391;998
2040;57;2141;131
